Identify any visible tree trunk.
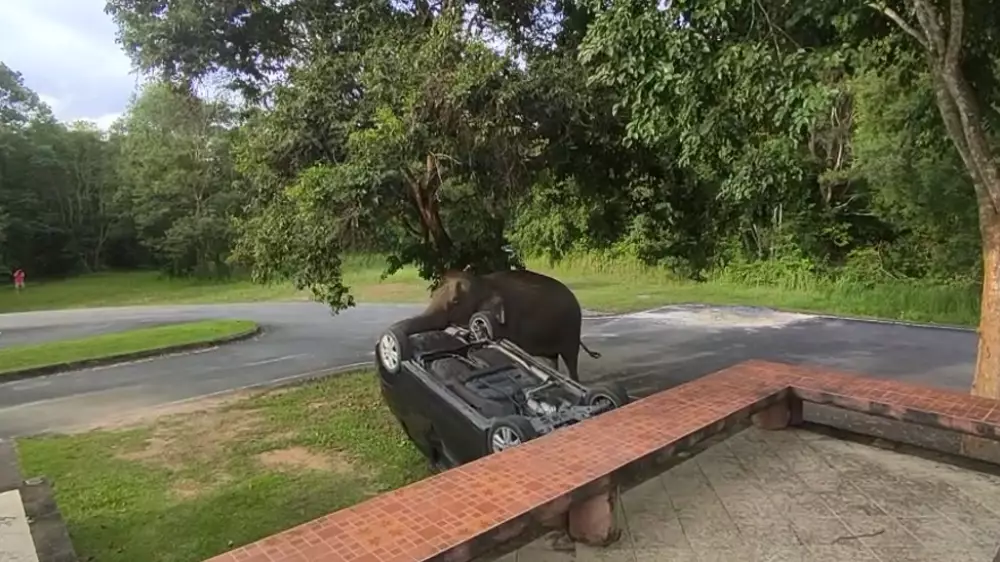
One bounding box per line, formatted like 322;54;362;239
405;153;453;253
873;0;1000;398
973;208;1000;399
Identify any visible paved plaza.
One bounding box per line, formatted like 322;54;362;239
505;428;1000;562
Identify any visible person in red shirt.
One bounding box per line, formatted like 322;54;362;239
13;268;25;291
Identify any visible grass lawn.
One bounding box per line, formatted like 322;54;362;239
0;254;982;326
16;370;431;562
0;319;258;376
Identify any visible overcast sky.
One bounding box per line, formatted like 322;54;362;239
0;0;138;129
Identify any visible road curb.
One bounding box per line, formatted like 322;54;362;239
0;324;263;383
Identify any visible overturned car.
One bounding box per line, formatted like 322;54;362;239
375;312;630;470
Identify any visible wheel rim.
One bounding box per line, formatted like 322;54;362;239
591;393;616;410
470;316;491;341
490;426;521;452
378;333;400;371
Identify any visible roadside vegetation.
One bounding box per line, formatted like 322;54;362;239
16;370;430;562
0;319;258;376
0;253;980;327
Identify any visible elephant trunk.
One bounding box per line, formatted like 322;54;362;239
389;310;449;337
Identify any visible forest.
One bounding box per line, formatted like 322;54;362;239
1;0;998;392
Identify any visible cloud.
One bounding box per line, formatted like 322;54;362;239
0;0;138;125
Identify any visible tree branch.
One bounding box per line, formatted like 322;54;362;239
911;0;946;58
945;0;964;71
869;3;928;50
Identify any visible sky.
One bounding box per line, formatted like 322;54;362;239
0;0;139;129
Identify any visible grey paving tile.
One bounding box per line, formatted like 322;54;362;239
751;546;811;562
575;543;636;562
507;427;1000;562
838;515;921;548
625;509;688;550
805;543;880;562
633;547;698;562
786;516;854;546
515;541;575;562
894;517;981;550
693;545;811;562
816;485;888;517
621;477;669;511
946;511;1000;546
767;490;838;518
868;546;998;562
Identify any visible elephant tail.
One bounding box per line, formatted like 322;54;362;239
580;341;602;359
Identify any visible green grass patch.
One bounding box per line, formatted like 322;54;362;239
16;370;431;562
0;270;305;313
0;319;258;376
0;253;982;327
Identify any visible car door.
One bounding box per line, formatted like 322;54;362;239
411;363;486;466
378;361;435;458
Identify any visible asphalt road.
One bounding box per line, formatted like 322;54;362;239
0;302;978;438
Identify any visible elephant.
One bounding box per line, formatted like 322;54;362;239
387;268;601;381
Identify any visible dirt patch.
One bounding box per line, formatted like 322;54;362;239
118;407;264;471
307;400;333;411
168;471;236;501
170;479;208;501
66;390;264;434
256;447;353;474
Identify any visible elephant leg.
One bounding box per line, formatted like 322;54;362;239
561;349;580;382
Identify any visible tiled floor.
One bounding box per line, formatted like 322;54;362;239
503;428;1000;562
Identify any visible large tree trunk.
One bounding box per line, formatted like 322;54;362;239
974;209;1000;398
874;0;1000;398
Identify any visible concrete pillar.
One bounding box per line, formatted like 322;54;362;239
567;486;622;547
751;397;803;430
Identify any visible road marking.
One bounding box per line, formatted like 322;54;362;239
0;388;118;412
242;354;306;367
5;379;52;391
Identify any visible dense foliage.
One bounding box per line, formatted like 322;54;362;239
0;65;239;278
2;0;995;307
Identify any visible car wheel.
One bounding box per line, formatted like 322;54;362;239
469;311;503;342
487;416;538;454
377;327;412;374
584;381;631;410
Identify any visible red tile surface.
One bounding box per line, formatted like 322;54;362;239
204;360;1000;562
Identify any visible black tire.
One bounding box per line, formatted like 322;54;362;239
376;326;412;374
583;381;631;411
469;311;503;341
486;415;538;454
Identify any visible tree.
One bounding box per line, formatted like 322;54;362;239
0;62;137;276
231;10;535;308
108;1;552;307
115;82;242;277
867;0;1000;397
